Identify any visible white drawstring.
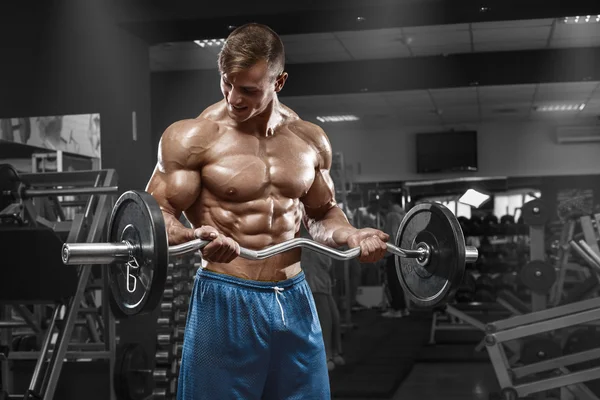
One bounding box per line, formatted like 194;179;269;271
272;286;286;327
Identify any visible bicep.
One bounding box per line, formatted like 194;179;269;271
300;167;338;221
146;124;203;215
300;125;339;220
146;166;201;216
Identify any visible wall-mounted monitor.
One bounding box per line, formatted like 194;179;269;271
416;130;478;173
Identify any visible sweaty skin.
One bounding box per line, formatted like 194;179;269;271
147;61;388;281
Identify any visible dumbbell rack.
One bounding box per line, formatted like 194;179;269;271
153;255;199;400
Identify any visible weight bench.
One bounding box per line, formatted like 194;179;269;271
429;302;510;345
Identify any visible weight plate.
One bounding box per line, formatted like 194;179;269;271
522;199;548;226
519;260;556;294
108;191;168;317
395;202;466;308
114;343;153;400
0;164;21;211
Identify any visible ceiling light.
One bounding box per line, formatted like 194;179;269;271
562;15;600;24
194;38;226;48
534;103;586;112
459;189;490;208
316;115;359;123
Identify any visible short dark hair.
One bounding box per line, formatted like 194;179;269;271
218;23;285;78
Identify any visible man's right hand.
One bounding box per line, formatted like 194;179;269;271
193;225;241;263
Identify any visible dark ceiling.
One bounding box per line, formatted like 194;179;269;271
115;0;600;45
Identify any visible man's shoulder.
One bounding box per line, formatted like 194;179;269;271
163;117;221;143
285;118;330;153
158;117;222;168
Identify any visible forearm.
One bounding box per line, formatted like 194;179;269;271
163;211;194;245
306;206;357;248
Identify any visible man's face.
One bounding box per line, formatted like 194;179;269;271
220;60;286;122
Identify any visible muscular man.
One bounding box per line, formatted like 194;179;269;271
146;23;389;400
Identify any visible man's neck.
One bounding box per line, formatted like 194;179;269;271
237;97;283;137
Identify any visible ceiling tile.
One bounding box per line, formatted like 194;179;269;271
335;28;413;60
382;90;433;108
345;46;411;60
410;44;471;56
397;113;442;127
281;32;338;45
430;87;478;106
481;102;531;112
481;110;531;122
334;28;404;42
552;22;600;40
584;98;600;108
405;30;471;47
474;40;547;52
477;84;537;102
284;35;346;54
549;37;600;48
473;26;551;42
403;23;470;34
394;107;440;123
441;115;480;124
535;81;600;95
534;95;590;104
529;111;579;121
286;52;353;63
471;18;554;30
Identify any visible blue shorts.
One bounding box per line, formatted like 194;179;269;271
176;268;330;400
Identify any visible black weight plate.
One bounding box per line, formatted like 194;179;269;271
108;191;168;317
0;164;21;211
395;202;466;308
522;199;548;226
114;343;153;400
519;260;556;294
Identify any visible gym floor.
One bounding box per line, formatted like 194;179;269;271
337;362;499;400
330;309;501;400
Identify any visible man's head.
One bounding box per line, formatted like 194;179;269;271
218;23;288;122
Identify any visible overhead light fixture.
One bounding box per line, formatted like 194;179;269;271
534;104;586;112
459;189;490;208
562;15;600;24
316;115;359;123
194;38;226;48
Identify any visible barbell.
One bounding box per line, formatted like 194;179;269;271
61;190;478;317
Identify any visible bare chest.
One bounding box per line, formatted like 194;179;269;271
201;132;317;201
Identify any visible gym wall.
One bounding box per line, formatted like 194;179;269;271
0;1;154;193
151;70;222;154
325;120;600;182
150;69;600;183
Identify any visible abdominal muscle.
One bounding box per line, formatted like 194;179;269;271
185;191;305;282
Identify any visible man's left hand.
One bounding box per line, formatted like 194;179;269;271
346;228;389;263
